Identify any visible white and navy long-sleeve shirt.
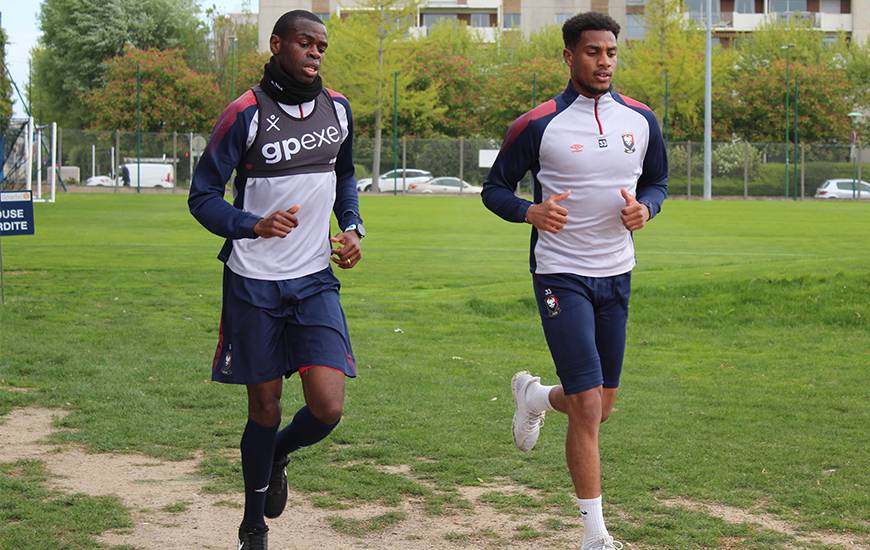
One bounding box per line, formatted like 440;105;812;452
483;83;668;277
189;87;360;281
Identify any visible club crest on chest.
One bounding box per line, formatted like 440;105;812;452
622;132;636;153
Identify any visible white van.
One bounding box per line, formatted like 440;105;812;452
118;163;175;188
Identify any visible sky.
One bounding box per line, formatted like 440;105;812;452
1;0;252;118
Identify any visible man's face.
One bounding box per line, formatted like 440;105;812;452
563;29;617;98
269;18;328;84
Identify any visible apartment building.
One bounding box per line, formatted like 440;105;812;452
682;0;869;45
257;0;869;50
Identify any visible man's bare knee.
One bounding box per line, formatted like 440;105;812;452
565;390;603;427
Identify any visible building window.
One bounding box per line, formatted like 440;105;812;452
555;13;571;24
685;0;721;23
819;0;840;12
422;13;457;28
503;13;521;28
626;14;646;39
626;0;645;4
470;13;490;27
734;0;754;13
769;0;807;11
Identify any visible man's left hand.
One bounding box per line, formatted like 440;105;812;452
330;231;362;269
620;188;650;231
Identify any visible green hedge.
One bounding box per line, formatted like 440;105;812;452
667;161;868;197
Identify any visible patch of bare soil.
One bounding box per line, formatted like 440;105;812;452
0;384;31;393
661;497;869;550
0;407;581;549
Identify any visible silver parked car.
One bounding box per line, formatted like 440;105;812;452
408;177;483;194
814;178;870;199
356;169;433;193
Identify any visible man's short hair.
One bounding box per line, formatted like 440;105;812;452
272;10;324;39
562;12;621;49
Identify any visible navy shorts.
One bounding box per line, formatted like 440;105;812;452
212;266;356;385
532;271;631;395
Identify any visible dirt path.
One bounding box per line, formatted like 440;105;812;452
0;407;579;549
4;407;866;549
660;497;870;550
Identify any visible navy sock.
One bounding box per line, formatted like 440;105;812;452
274;405;339;459
240;418;278;530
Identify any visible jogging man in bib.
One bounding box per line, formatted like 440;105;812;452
482;12;667;550
189;10;364;549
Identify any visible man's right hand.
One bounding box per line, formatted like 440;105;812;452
525;191;570;233
254;205;300;238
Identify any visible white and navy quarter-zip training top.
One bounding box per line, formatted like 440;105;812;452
189;86;360;281
483;82;668;277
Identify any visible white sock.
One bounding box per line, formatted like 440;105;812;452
578;495;609;543
526;380;555;412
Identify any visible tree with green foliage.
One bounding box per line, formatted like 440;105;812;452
0;27;13;133
715;20;869;143
715;58;855;143
617;0;734;141
32;0;209;127
404;20;486;137
320;0;442;183
234;50;271;98
84;48;222;133
479;25;566;138
206;8;259;103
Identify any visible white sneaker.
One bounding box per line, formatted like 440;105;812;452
581;535;624;550
511;371;546;452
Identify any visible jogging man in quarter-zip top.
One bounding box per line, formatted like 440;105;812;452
482;12;667;550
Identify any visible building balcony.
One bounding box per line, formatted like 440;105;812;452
422;0;501;7
710;11;852;32
409;25;499;41
816;12;852;32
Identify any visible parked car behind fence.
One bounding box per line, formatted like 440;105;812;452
356;169;432;192
408;177;482;194
814;179;870;199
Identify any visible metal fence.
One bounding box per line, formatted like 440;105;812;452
3;125;868;199
53;128;208;191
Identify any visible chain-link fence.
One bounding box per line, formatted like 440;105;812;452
668;141;866;198
54;129;209;191
3;126;868;199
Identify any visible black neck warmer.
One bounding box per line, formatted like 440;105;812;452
259;57;323;105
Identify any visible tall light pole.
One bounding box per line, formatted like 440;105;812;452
229;35;238;100
848;111;864;199
781;44;794;199
392;71;398;194
136;61;141;194
703;0;712;200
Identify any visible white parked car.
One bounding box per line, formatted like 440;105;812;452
408;177;483;194
356;169;433;192
85;175;115;187
118;163;175;188
814;178;870;199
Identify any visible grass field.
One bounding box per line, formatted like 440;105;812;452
0;193;868;549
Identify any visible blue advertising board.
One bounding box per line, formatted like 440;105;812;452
0;190;35;236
